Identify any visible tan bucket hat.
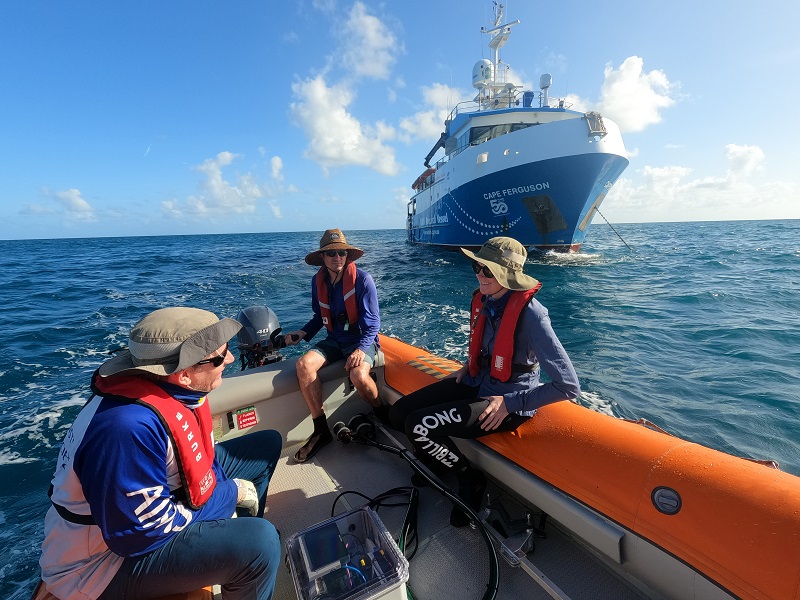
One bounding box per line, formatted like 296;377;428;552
460;237;540;291
305;228;364;266
98;307;242;377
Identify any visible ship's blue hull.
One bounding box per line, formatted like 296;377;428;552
408;152;629;251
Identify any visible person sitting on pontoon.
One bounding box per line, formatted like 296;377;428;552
389;237;581;527
39;307;282;600
285;228;383;463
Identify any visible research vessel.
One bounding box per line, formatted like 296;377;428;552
407;4;629;252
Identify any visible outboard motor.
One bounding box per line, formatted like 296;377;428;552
236;306;286;370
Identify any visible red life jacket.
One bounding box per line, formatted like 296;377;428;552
316;262;359;332
468;285;541;381
93;375;217;509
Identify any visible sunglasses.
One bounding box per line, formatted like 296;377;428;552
323;250;348;258
195;343;229;368
471;261;495;278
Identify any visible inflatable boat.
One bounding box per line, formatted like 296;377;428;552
33;332;800;600
208;333;800;600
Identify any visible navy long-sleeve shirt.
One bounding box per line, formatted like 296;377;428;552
40;385;238;599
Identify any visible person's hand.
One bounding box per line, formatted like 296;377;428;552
234;478;259;516
284;330;305;347
451;364;468;383
478;395;509;431
345;348;366;371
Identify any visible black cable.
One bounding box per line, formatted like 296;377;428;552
596;207;633;251
336;429;500;600
330;488;416;516
330;486;420;561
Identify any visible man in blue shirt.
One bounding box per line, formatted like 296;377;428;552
285;229;381;463
40;307;282;600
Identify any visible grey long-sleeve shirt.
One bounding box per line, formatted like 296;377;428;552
461;293;581;415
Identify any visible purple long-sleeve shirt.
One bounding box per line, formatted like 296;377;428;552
300;266;380;352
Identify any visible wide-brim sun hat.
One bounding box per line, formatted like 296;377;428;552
305;228;364;266
98;307;242;377
460;236;541;291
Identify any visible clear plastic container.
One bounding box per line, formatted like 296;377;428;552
286;507;410;600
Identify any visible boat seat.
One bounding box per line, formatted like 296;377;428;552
30;580;213;600
210;348;386;445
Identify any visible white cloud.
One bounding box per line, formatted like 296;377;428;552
503;65;532;93
160;198;182;219
399;83;467;142
604;144;797;222
312;0;336;13
317;193;343;204
567;56;676;133
340;2;400;80
392;186;410;212
20;203;55;216
271;156;284;181
724;143;765;178
265;200;282;219
290;74;400;175
288;3;403;176
161;152;293;219
190;152;252;213
542;51;570;74
52;188;96;222
600;57;675;132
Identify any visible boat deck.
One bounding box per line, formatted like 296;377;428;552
265;424;646;600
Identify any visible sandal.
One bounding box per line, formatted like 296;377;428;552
294;429;332;463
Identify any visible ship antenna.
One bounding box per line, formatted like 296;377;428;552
481;3;520;102
596;208;633;252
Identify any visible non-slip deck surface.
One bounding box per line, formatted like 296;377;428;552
264;425;643;600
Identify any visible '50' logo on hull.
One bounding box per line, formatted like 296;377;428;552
490;199;509;215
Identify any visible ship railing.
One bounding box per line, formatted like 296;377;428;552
447;92;573;121
432;152;452;172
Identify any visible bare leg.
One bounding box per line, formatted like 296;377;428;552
349;362;379;407
294;351;332;463
296;350;328;418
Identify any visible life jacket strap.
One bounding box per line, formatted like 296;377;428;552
48;484;96;526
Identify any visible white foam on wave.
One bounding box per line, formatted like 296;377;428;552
15;361;44;369
534;250;605;267
579;391;616;416
0;448;36;465
61;346;112;359
0;388;87;450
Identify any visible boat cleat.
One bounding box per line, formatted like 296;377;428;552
480;502;546;567
499;528;537;567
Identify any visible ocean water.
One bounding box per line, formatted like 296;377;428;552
2;220;799;598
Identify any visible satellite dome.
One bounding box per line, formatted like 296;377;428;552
472;59;493;89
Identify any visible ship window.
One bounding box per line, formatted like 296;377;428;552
469;122;535;145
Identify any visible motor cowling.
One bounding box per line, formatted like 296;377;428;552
236;306;285;370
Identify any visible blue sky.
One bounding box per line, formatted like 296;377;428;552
1;0;798;240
